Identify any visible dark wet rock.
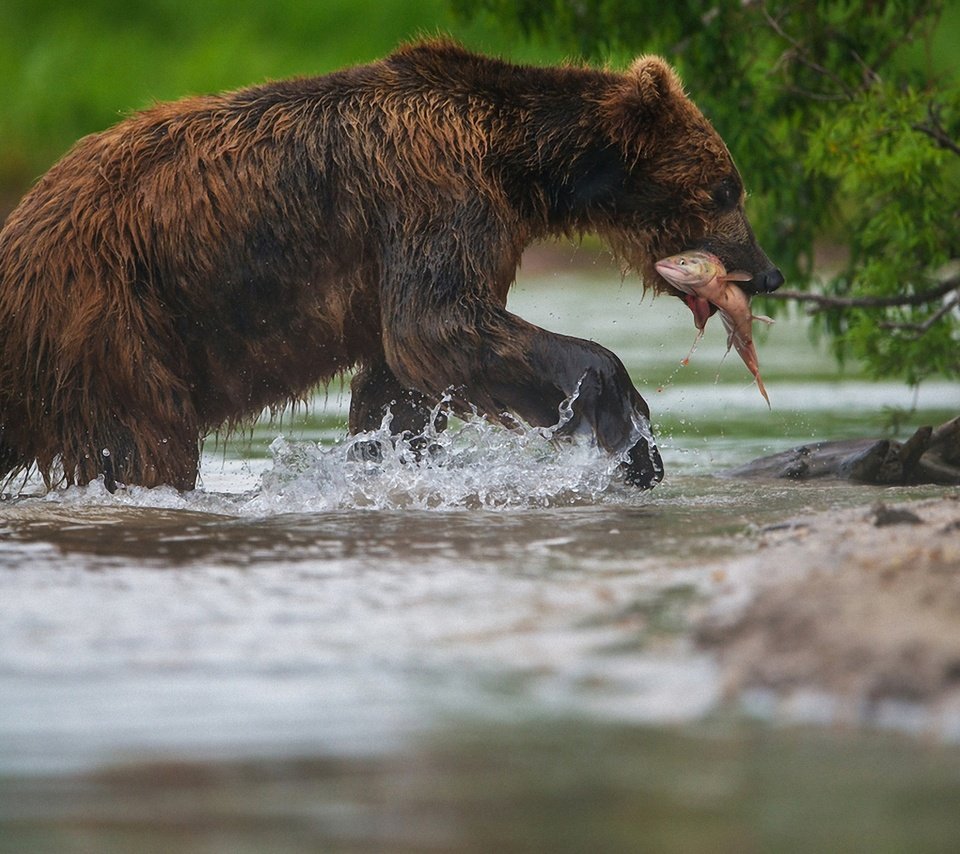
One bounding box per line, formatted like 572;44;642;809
869;501;923;527
725;416;960;485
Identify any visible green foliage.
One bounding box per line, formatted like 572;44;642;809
805;81;960;382
453;0;960;385
0;0;548;190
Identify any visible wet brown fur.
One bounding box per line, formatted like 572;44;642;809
0;41;778;491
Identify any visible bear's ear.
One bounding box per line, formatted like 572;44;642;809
601;56;684;141
625;56;684;108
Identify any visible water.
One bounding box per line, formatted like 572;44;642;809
2;268;958;850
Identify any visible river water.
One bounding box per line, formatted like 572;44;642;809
2;266;959;851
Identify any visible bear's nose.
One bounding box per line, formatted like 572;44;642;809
759;268;784;292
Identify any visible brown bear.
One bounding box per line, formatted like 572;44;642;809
0;40;782;493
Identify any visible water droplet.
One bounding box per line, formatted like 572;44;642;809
101;448;110;457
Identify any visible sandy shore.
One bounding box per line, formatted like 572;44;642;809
695;492;960;735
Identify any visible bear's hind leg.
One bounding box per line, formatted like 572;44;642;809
349;360;447;437
349;360;447;461
0;430;30;493
63;412;200;492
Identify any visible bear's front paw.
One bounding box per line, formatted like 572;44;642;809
346;438;387;464
622;436;665;489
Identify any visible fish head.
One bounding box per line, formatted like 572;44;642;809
653;251;725;329
653;250;724;291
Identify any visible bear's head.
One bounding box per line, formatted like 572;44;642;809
597;57;783;296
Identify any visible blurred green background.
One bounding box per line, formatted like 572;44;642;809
0;0;560;203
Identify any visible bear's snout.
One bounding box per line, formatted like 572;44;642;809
755;267;785;293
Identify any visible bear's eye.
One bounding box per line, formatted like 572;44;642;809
711;177;741;211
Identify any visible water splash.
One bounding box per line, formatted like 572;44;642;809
13;389;653;515
245;406;629;513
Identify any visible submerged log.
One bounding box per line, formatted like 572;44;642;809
725;416;960;485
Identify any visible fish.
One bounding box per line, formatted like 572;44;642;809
654;250;773;405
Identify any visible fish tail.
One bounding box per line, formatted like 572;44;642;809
756;374;771;408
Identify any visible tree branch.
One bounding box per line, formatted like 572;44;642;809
782;84;849;103
761;5;855;100
765;275;960;312
759;0;936;102
877;294;960;338
912;102;960;157
867;1;939;74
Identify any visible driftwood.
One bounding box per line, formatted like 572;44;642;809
725;416;960;485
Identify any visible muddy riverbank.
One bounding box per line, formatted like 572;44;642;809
696;494;960;735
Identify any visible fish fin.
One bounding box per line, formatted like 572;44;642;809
752;314;775;325
719;313;744;351
685;295;715;331
722;271;753;283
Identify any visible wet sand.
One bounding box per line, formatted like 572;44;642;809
696;493;960;735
